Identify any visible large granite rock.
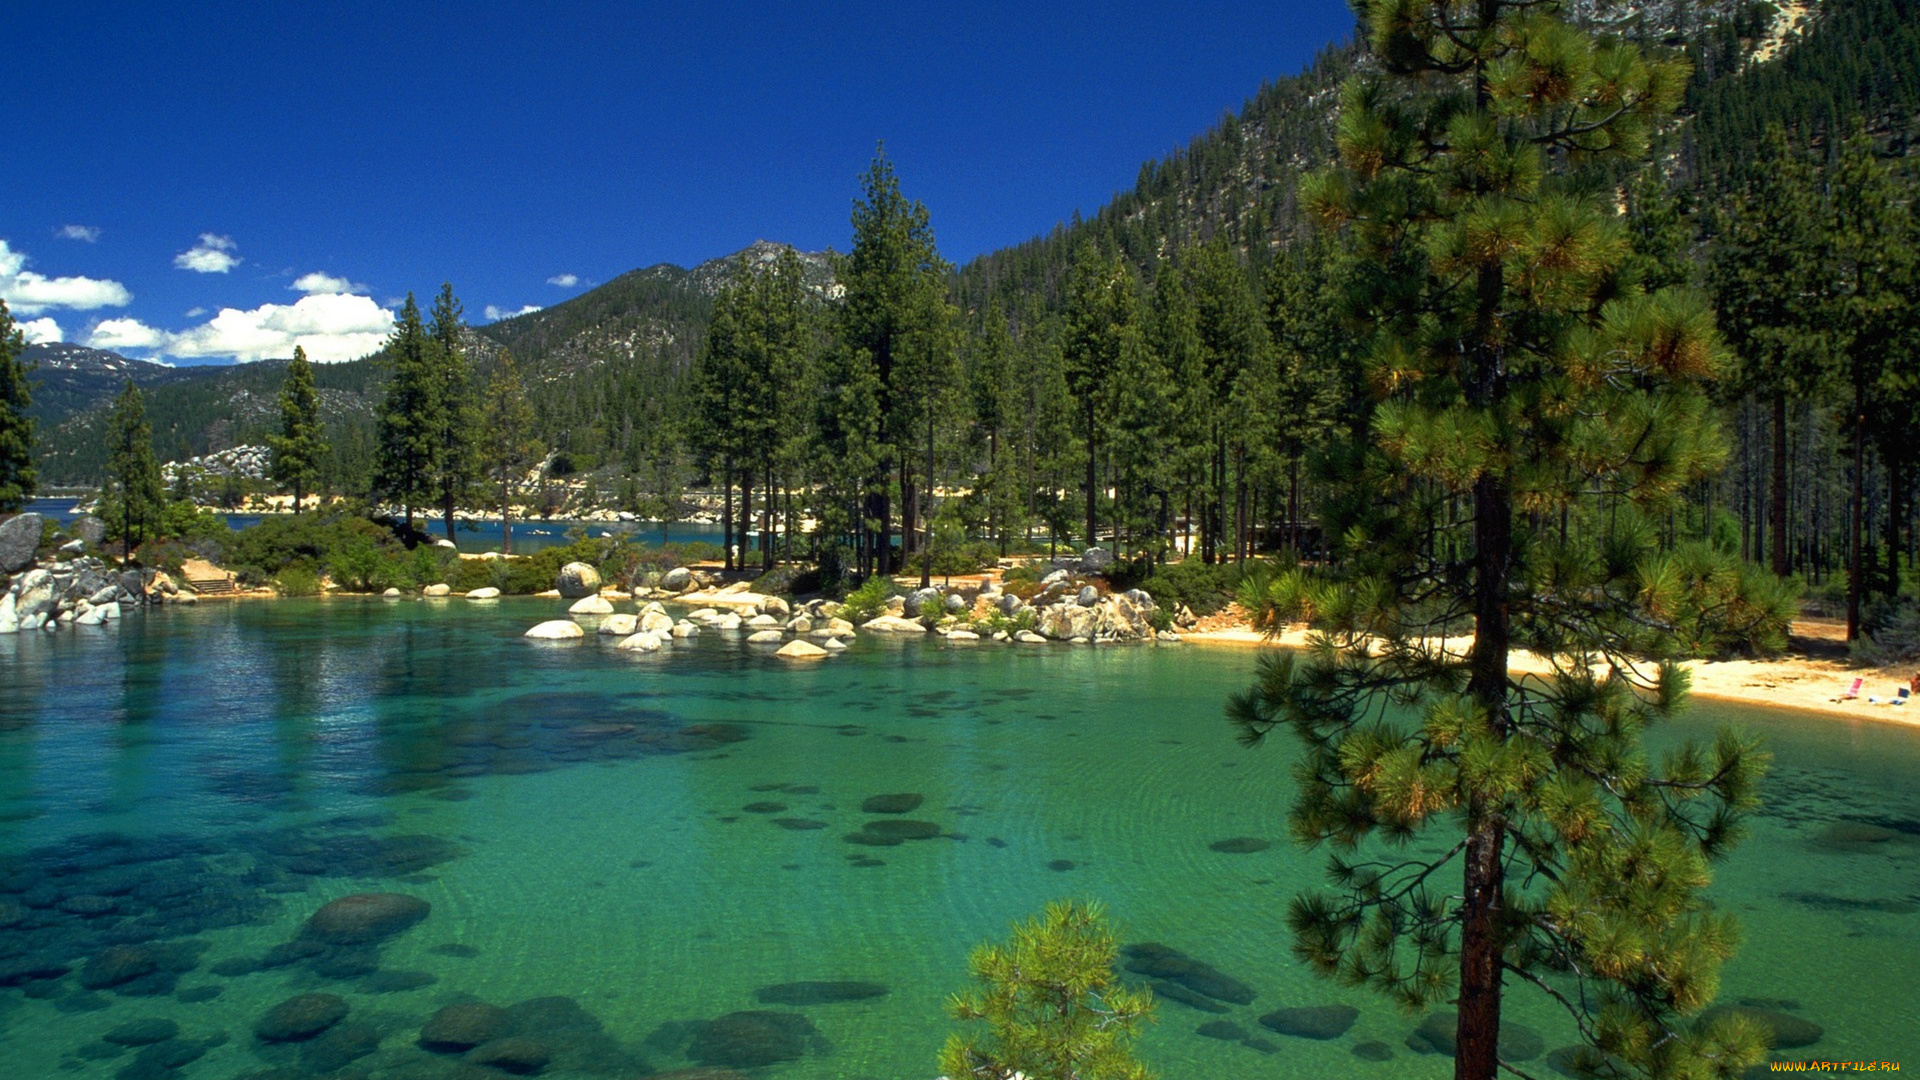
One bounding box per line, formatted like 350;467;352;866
598;613;639;635
557;562;601;598
569;595;615;615
861;615;928;634
525;620;585;640
662;566;694;591
1080;546;1114;573
0;513;42;574
71;515;107;546
776;639;828;660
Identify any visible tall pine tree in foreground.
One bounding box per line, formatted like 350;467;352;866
0;300;34;514
429;284;477;544
373;294;438;533
270;346;325;515
479;348;539;555
104;380;165;556
1230;3;1768;1077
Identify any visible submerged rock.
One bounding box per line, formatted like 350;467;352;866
1121;943;1255;1005
467;1035;553;1074
300;893;430;945
687;1011;820;1069
753;980;889;1005
1209;837;1271;854
1195;1020;1247;1041
861;793;924;814
104;1019;179;1046
420;1002;512;1052
255;992;349;1041
1259;1005;1359;1040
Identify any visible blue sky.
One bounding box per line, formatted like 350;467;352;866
3;1;1354;365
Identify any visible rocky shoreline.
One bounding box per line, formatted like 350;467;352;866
0;513;199;636
497;547;1193;658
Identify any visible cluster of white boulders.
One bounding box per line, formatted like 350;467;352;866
522;567;855;661
863;550;1192;645
161;444;271;484
0;514;197;635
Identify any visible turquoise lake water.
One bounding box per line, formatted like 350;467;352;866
1;598;1917;1079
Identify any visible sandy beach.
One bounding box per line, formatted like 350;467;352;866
1182;609;1920;729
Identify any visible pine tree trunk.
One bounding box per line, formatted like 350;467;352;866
740;474;754;575
501;473;513;556
921;408;936;590
1849;392;1864;641
722;461;734;573
1771;392;1789;577
443;485;457;545
1085;405;1099;552
1887;454;1902;598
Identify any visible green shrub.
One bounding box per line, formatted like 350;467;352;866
939;900;1154;1080
275;566;322;597
839;575;897;623
224;513;403;584
1854;596;1920;667
1137;558;1247;616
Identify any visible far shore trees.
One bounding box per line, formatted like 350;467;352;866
0;300;34;514
1229;2;1769;1078
480;348;539;555
269;345;325;515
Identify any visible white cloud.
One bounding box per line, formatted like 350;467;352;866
86;317;169;352
546;273;579;287
184;307;206;318
174;233;240;273
484;304;542;321
57;225;101;243
0;238;132;314
19;317;63;344
85;294;395;364
292;271;368;295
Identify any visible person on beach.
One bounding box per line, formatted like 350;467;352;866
1910;672;1920;695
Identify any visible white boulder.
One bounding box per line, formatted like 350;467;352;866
525;620;584;640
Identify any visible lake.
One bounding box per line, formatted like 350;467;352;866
0;598;1915;1078
23;499;733;555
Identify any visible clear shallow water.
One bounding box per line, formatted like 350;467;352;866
0;600;1916;1079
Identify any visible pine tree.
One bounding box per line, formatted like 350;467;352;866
1229;5;1769;1078
372;294;439;533
429;284;477;544
1826;124;1915;636
1708;125;1827;579
1062;246;1141;550
104;380;165;556
1185;237;1271;563
839;147;951;576
939;900;1154;1080
479;349;539;555
0;300;35;514
269;345;325;515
